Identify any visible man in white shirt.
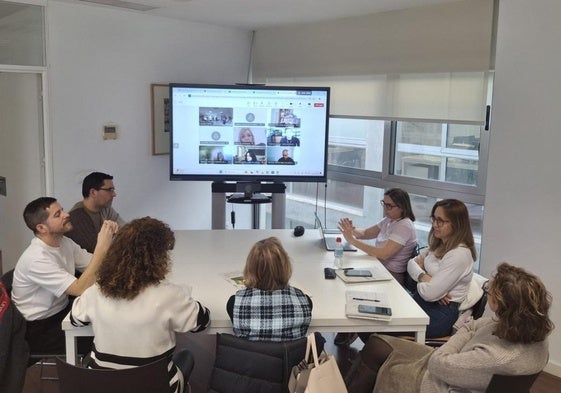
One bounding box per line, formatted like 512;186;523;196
12;197;118;355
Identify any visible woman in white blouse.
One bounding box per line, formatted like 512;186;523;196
407;199;476;338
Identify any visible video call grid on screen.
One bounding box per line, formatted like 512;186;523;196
170;84;330;182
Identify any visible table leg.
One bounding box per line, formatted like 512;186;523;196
415;329;426;343
65;333;77;365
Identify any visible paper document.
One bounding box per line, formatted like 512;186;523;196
223;271;245;289
345;290;392;321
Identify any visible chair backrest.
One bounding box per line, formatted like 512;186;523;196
484;373;541;393
471;279;489;320
403;244;421;293
0;270;30;393
56;357;171;393
1;269;14;295
208;332;325;393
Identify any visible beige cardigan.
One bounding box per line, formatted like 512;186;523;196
373;318;549;393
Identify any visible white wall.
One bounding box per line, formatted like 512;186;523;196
481;0;561;374
46;2;252;229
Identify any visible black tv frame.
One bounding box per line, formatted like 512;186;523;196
169;83;330;183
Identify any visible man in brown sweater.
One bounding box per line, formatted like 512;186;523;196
65;172;125;253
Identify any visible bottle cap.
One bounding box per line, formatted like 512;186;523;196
336;237;342;242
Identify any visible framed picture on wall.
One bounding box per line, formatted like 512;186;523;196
151;83;170;155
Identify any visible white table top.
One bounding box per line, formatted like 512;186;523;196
63;229;428;335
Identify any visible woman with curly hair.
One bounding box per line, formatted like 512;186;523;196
345;262;553;393
71;217;210;393
226;237;312;341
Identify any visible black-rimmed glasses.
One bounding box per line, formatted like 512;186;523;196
380;200;397;210
430;215;450;227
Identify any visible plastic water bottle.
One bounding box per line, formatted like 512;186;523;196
334;237;344;268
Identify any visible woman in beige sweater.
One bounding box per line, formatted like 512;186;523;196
346;262;553;393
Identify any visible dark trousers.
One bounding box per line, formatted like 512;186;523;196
25;301;92;361
345;335;394;393
413;291;459;338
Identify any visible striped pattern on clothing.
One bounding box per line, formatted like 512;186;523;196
70;282;210;393
87;347;179;393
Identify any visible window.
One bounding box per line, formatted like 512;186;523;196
262;73;491;271
267;115;487;269
394;122;481;186
0;2;45;67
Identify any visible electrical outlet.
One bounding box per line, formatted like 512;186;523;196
103;125;117;140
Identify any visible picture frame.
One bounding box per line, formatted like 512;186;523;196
151;83;170;155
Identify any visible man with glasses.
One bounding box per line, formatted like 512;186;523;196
66;172;125;253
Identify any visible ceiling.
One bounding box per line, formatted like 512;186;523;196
56;0;462;30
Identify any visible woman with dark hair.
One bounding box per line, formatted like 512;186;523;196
71;217;210;393
335;188;418;346
243;150;258;163
345;262;553;393
226;237;312;341
407;199;476;338
338;188;417;284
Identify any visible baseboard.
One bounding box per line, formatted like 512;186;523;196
544;361;561;378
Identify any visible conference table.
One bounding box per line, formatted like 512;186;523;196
62;229;429;364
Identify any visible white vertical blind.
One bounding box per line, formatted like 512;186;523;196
267;72;490;123
254;0;494;123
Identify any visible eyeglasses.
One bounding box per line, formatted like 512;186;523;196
380;200;397;210
98;187;116;193
430;216;450;227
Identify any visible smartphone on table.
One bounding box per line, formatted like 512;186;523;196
357;304;392;316
344;269;372;277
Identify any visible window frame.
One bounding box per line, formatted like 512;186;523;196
327;117;489;206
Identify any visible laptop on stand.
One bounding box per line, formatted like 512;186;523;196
314;212;357;251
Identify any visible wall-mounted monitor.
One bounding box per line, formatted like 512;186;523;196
170;83;330;182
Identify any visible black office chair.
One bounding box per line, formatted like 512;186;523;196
1;269;66;380
403;243;423;293
484;372;541;393
56;356;172;393
0;273;30;393
208;332;325;393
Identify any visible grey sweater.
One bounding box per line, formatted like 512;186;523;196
422;317;548;393
372;318;548;393
66;201;124;253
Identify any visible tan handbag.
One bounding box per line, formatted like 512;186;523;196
288;333;348;393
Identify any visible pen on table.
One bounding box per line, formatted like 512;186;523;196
353;297;380;302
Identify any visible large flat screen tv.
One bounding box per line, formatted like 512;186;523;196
170;83;330;182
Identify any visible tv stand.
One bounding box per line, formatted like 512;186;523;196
227;193;271;204
211;182;286;229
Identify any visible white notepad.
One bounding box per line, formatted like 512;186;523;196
345;290;392;321
335;266;393;283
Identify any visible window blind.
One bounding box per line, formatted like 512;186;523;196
253;0;494;123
